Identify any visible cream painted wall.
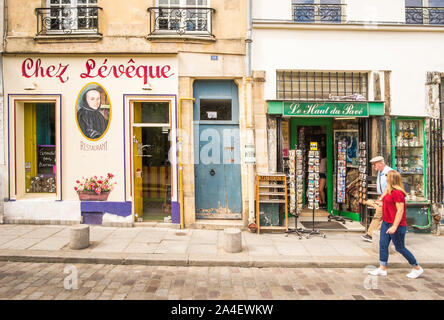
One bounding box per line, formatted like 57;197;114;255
5;0;246;55
347;0;405;23
3;55;178;204
252;28;444;116
253;0;406;23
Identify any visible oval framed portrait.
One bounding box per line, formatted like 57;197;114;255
75;82;111;141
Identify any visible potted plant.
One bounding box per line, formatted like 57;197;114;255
74;173;116;201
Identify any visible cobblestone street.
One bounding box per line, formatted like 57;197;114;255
0;262;443;300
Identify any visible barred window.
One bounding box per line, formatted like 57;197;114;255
47;0;98;32
276;71;368;101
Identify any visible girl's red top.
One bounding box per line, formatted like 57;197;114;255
382;189;407;226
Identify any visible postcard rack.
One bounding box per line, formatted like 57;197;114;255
255;173;288;234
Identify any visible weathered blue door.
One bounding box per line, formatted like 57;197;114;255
194;80;242;219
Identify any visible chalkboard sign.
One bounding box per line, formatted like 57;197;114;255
37;145;56;174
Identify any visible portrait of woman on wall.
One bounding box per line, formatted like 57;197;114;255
76;83;111;140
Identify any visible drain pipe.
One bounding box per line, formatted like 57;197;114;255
246;0;256;228
178;97;195;229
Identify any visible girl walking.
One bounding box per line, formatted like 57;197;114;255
369;170;424;279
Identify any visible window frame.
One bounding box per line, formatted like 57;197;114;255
44;0;99;35
8;95;62;201
153;0;213;35
292;0;345;24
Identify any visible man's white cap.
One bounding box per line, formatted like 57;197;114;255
370;156;384;163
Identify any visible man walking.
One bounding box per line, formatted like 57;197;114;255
361;156;393;242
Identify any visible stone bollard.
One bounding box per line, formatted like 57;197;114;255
70;224;90;250
223;228;242;253
372;230;395;254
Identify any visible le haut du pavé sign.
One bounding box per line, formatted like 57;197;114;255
283;102;369;117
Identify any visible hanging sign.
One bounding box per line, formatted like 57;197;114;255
283;102;369;117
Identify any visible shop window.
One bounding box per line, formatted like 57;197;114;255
149;0;215;37
24;103;56;194
36;0;101;35
406;0;444;25
276;71;368;101
136;102;170;124
199;99;232;121
292;0;344;23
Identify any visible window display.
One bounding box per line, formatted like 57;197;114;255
393;119;426;202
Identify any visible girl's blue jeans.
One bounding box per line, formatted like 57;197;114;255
379;221;418;267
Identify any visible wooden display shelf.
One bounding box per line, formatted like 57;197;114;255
256;173;288;234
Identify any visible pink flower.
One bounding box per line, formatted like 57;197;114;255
74;187;78;191
95;188;101;195
76;180;80;184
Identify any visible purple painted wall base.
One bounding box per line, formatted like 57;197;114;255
172;201;180;224
82;212;103;225
80;201;132;217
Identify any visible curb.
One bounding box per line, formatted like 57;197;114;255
1;252;443;269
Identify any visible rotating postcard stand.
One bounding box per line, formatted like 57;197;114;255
285;149;310;239
328;139;353;224
305;143;326;239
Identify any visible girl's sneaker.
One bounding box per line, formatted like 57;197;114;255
406;267;423;279
369;267;387;276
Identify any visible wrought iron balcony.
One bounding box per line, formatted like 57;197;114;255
406;6;444;25
35;6;103;36
292;4;346;23
147;7;216;38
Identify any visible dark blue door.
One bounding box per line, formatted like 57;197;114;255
194;80;242;219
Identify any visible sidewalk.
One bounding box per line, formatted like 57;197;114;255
0;223;443;268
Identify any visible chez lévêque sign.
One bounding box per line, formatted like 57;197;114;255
21;58;174;85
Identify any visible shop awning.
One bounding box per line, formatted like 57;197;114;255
267;101;385;117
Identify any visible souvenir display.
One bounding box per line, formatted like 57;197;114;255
308;149;320;210
336;140;347;203
296;149;304;214
288;150;296;215
28;175;57;193
393;119;426;201
358;141;368;204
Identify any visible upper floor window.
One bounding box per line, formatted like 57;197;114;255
292;0;345;23
406;0;444;25
148;0;215;37
277;71;368;101
36;0;102;35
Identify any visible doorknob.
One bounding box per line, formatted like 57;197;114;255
209;169;215;176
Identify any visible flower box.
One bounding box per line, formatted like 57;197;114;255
77;190;110;201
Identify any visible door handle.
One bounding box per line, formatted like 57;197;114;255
209;169;215;176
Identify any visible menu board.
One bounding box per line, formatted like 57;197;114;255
37;145;56;174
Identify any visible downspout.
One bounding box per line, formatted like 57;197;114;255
178;97;195;229
246;0;256;227
0;0;6;224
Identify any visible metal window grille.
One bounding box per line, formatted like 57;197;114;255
37;0;99;35
276;71;368;101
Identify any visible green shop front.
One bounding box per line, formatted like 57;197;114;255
391;117;431;232
266;100;432;232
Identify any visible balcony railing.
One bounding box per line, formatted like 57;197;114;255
406;6;444;25
35;6;103;36
147;7;215;37
292;4;346;23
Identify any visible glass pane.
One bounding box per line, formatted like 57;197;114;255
200;99;232;121
187;0;197;5
158;0;168;4
430;0;444;7
198;0;207;6
50;0;61;4
138;102;170;123
293;0;314;3
134;127;171;221
25;103;56;194
406;0;422;6
321;0;341;3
